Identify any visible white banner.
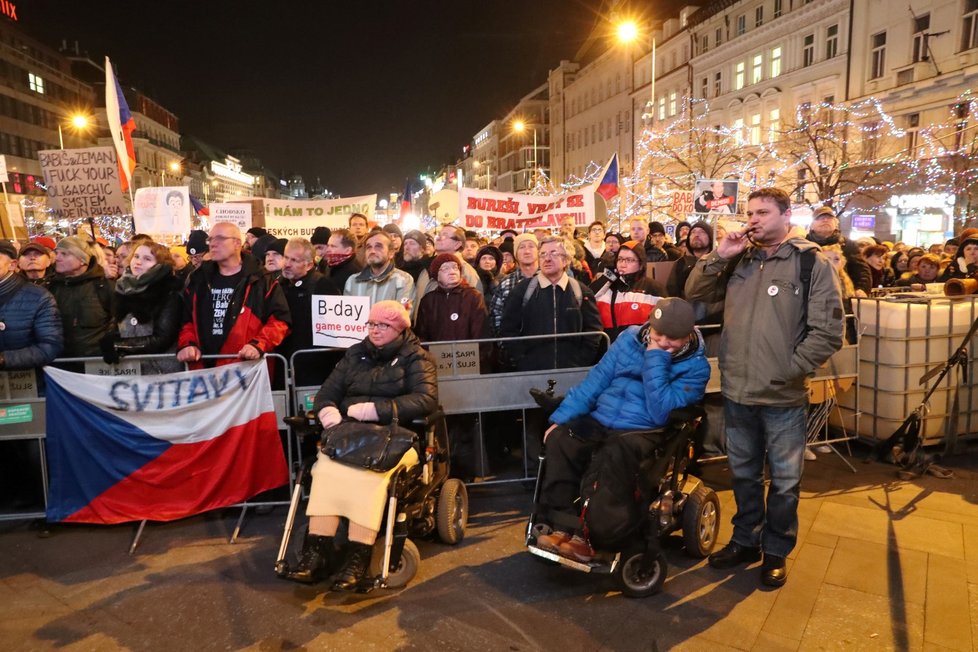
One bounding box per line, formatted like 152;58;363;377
458;188;595;231
693;179;739;215
311;295;370;348
38;147;127;220
263;195;376;238
133;186;192;235
0;154;7;183
210;202;252;233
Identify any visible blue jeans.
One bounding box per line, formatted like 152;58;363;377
724;401;806;558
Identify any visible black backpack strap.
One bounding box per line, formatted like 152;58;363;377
800;248;816;330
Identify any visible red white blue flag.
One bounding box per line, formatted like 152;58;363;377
105;57;137;193
399;179;412;219
594;153;619;201
44;362;288;524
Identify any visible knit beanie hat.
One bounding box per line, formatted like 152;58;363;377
617;239;647;268
251;234;276;261
186;230;209;255
429;252;461;278
649;297;696;339
368;300;410;332
268;238;288;256
383;223;403;238
246;227;268;239
56;236;93;266
310;226;331;245
686;220;714;250
649;221;666;236
169;245;187;260
403;230;426;247
513;232;538;253
475;244;502;270
499;239;514;256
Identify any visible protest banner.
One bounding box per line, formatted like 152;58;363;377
311;295;370;348
133;186;192;235
671;190;694;216
693;179;739;215
429;343;480;378
210;202;253;233
44;362;287;524
262;195;377;237
38;147;127;220
458;188;595;231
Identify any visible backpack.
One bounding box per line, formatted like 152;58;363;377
522;274;583;309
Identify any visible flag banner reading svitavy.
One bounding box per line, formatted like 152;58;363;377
44;361;287;524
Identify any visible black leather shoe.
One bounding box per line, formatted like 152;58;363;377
331;542;373;592
286;534;333;584
761;554;787;587
708;541;763;569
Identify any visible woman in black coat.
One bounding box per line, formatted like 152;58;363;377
287;300;437;591
100;241;183;373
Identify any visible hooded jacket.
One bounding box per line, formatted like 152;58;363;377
549;324;710;431
668;221;714;299
685;237;844;406
178;254;291;364
312;329;437;424
46;260;114;357
0;273;63;369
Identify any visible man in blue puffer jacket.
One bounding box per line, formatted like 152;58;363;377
536;297;711;561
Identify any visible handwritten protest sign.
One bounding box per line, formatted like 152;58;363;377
458;188;594;230
211;202;253;232
263;195;377;237
38;147;127;220
311;295;370;348
133;186;192;235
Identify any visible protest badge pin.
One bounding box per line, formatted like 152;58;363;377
0;322;5;331
450;313;459;321
295;280;302;287
768;285;779;296
654;308;662;319
631;303;639;310
130;317;138;326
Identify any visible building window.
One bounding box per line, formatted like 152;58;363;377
733;118;745;144
737;14;746;36
770;46;782;77
716;27;723;47
701;76;709;98
826;24;839;59
862;121;880;160
714;71;722;96
755;6;764;27
906;113;920;156
669;91;677;116
616;73;621;93
803;34;815;66
870;32;887;78
752;54;763;84
912;14;930;62
774;0;783;18
658;96;666;120
769;108;781;142
799;101;813;126
750;113;762;145
963;0;978;51
735;61;746;90
27;73;44;94
701;34;709;53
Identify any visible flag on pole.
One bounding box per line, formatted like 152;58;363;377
189;194;209;216
594;153;619;201
105;57;136;193
44;362;288;524
399;179;412;219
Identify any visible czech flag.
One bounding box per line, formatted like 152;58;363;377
595;153;619;201
399;179;412;219
44;362;288;524
190;194;209;216
105;57;137;193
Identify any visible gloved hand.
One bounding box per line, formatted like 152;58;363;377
99;332;121;365
317;405;342;429
346;402;379;422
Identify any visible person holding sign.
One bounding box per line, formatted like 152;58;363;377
176;223;291;367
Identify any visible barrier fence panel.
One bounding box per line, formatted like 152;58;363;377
0;365;47;522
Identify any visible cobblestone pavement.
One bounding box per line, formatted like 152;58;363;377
1;445;976;651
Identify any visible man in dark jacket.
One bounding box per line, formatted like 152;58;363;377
629;218;670;262
499;236;603;371
177;223;291;367
806;206;872;295
319;229;363;289
47;236;114;358
17;240;54;285
668;220;714;298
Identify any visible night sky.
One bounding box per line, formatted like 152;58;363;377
24;1;684;197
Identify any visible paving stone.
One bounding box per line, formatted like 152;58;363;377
822;536;928;604
762;543;833;641
924;554;974;651
752;630;802;652
799;583;924;651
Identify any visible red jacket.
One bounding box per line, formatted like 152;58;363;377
178;256;290;367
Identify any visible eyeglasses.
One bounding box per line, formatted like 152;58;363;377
617;256;640;265
206;235;235;245
365;321;392;331
438;263;460;272
539;251;567;260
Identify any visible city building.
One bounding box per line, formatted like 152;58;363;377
494;82;550;193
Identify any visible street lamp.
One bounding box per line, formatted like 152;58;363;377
58;113;91;149
616;18;656;123
162;161;181;186
512;119;537;190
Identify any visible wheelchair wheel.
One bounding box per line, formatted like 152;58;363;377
616;549;666;598
436;478;468;545
385;538;420;589
682;484;720;558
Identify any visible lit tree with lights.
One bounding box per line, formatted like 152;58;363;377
915;92;978;231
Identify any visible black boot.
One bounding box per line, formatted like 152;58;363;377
286;533;333;584
331;542;373;591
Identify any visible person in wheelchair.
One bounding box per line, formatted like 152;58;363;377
535;297;711;562
286;300;437;590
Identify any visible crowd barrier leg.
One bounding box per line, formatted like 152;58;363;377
129;520;148;555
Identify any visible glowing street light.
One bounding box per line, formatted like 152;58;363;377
58;113;92;149
512;119;537;190
615;18;656;121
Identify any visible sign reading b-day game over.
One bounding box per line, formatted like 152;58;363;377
38;147;127;220
263;195;377;238
311;295;370;348
459;188;595;230
210;202;253;233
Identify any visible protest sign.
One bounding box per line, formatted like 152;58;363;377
38;147;127;220
671;190;694;216
458;188;595;231
0;369;38;399
0;154;7;183
133;186;192;235
311;295;370;348
693;179;739;215
211;202;253;232
263;195;377;237
429;343;480;378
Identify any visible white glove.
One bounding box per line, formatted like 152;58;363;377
347;402;379;422
317;405;342;428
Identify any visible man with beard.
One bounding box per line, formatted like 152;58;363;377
348;213;370;264
343;231;414;306
806;207;871;295
396;230;432;282
668;220;714;298
321;229;363;291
